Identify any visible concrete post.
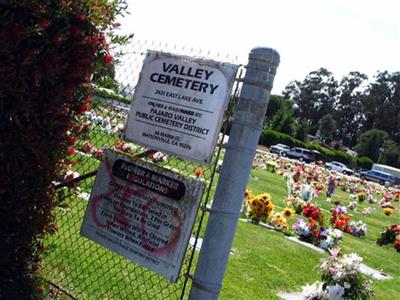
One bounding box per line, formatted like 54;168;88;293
188;47;280;300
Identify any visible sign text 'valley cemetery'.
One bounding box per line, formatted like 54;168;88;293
124;51;238;164
81;150;205;282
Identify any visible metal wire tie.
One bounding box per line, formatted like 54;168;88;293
221;144;256;156
202;206;240;219
186;274;222;294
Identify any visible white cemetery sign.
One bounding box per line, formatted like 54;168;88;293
124;50;238;164
80;150;205;282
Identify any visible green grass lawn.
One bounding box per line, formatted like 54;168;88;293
218;169;400;299
45;125;400;299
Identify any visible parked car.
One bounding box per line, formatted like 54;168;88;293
359;169;396;186
280;147;316;163
325;161;354;175
269;143;290;154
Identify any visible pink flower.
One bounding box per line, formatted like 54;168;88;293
328;248;340;257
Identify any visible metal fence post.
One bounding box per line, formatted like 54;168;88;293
188;47;280;300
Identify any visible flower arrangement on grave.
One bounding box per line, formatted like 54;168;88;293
319;228;344;250
241;189;253;216
292;217;343;250
80;141;104;159
377;224;400;247
361;207;375;215
330;209;352;234
394;191;400;202
383;207;394;216
380;197;394;208
314;182;325;193
285;195;306;214
292;219;316;245
247;193;274;224
266;160;278;173
349;221;367;238
347;201;357;211
357;192;366;202
395;239;400;252
306;251;373;300
114;140;134;153
303;204;324;225
300;180;315;202
270;212;289;231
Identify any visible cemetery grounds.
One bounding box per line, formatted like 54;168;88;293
44;101;400;300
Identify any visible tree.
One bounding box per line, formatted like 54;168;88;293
318;114;337;143
264;95;294;127
334;71;368;147
270;109;296;135
294;119;310;141
283;68;339;134
361;71;400;144
354;129;390;162
380;140;400;168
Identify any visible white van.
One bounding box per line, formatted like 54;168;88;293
372;164;400;184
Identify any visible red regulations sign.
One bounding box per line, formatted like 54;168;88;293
80;150;204;282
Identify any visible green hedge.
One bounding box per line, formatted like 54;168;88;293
259;128;373;169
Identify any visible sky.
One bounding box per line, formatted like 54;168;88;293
119;0;400;95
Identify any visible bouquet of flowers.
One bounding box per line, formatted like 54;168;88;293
285;195;306;214
383;207;394;216
303;204;324;225
349;221;367;238
319;228;343;250
394;239;400;252
247;193;274;224
347;201;357;211
330;210;352;234
292;219;342;249
319;252;374;300
357;192;367;202
377;224;400;246
361;207;375;215
79;141;104;159
270;212;289;231
303;251;374;300
241;188;253;216
292;219;314;244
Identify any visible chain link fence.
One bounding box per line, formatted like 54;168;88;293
43;39;244;299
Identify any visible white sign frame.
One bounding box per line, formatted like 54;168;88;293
124;50;238;164
80;150;205;282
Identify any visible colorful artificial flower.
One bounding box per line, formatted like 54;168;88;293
194;168;204;177
270;212;288;231
283;207;295;218
247;193;274;224
330;210;352;234
349;221;367;238
303;204;324;225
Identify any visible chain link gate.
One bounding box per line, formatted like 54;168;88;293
43;39;244;299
